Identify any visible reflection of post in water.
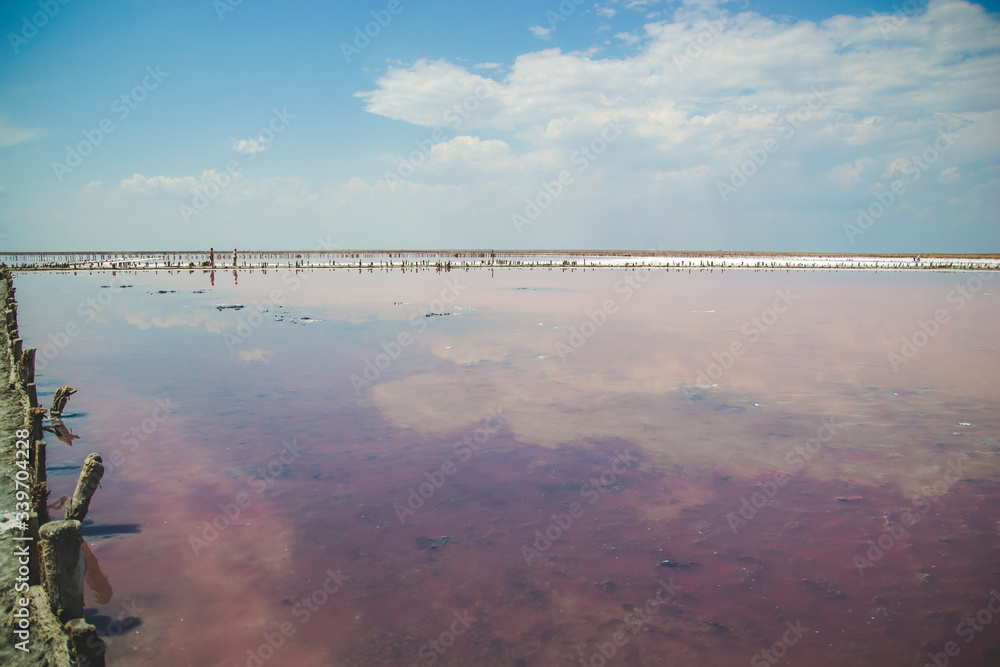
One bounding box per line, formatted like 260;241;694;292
5;267;108;665
48;495;69;512
44;510;115;604
47;385;80;446
82;540;113;605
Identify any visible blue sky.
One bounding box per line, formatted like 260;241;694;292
0;0;998;252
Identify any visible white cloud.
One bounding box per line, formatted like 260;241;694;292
356;60;504;128
529;25;552;39
125;309;229;334
69;0;999;252
938;166;960;182
829;158;872;187
0;115;40;149
596;6;617;18
364;3;998;132
615;31;642;45
238;348;274;363
419;136;563;174
232;137;270;154
119;170;253;198
357;1;999;179
120;172;202;196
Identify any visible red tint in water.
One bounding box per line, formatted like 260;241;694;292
10;268;999;666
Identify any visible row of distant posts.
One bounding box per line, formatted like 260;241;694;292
4;267;107;666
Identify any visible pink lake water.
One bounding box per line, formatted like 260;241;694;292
14;267;1000;666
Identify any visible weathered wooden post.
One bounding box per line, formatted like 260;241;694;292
17;344;38;407
38;520;86;623
29;405;46;447
66;453;104;522
50;386;78;446
32;436;51;526
64;618;107;667
26;513;42;586
51;385;76;414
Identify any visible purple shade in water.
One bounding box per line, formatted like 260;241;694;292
13;267;1000;666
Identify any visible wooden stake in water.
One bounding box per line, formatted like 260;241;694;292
65;453;105;522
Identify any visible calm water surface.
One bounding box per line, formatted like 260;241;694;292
15;267;1000;666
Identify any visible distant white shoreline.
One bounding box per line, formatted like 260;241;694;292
2;250;998;272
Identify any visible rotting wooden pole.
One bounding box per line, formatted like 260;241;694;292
32;479;51;527
65;453;104;522
33;438;46;485
18;346;35;387
27;513;42;586
65;618;106;667
26;583;75;666
29;406;46;449
12;336;22;363
33;435;51;526
51;385;76;414
38;519;86;623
